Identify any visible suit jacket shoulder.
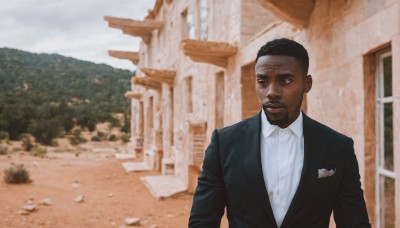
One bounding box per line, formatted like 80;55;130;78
217;114;259;141
304;115;352;147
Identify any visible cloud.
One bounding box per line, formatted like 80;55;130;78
0;0;155;70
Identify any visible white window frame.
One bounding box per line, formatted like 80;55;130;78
375;50;395;227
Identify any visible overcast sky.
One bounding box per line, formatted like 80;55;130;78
0;0;156;71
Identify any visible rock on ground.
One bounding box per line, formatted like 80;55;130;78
18;210;29;215
22;204;36;212
39;198;52;206
74;195;85;203
124;217;140;226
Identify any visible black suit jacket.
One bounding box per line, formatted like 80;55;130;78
189;112;370;228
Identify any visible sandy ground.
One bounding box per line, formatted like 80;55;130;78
0;148;194;228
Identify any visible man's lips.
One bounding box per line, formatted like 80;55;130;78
263;102;285;109
263;103;286;113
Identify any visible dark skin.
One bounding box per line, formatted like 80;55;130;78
255;55;312;128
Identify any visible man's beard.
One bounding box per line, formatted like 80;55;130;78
262;101;289;127
265;109;289;127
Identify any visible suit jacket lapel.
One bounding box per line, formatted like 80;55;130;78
280;114;327;228
239;112;278;228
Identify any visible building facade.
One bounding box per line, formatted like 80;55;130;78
106;0;400;227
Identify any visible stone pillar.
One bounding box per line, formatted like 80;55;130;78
186;118;207;193
161;84;176;175
153;129;163;171
134;98;144;155
127;102;137;155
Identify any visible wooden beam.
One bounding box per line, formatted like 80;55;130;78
181;39;237;68
257;0;315;28
146;0;163;19
104;16;163;43
108;50;139;65
189;55;228;68
122;28;152;43
124;91;143;100
182;39;237;57
104;16;163;30
141;67;176;86
131;77;161;91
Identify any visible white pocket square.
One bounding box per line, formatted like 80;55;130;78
318;168;336;178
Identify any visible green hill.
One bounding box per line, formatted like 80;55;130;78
0;47;133;144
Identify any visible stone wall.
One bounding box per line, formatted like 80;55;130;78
109;0;400;226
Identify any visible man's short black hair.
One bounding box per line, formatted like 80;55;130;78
256;38;309;75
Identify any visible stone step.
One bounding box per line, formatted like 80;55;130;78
122;162;151;172
114;153;135;160
140;175;187;199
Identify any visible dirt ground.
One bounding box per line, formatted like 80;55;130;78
0;146;194;228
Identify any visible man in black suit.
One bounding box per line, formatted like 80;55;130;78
189;38;370;228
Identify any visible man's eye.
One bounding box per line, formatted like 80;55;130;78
281;78;292;84
257;80;266;85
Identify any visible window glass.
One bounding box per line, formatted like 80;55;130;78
383;56;392;97
383;102;393;171
379;176;395;228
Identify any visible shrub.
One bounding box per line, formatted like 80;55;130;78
3;163;31;184
12;147;23;153
33;146;47;158
87;120;96;132
21;135;34;152
28;118;62;145
68;129;87;145
0;145;8;155
68;137;81;145
121;123;130;133
108;134;118;142
109;118;121;128
90;136;101;142
0;131;9;140
63;116;75;133
119;134;130;143
97;131;107;141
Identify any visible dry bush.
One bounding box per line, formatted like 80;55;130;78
3;163;31;184
33;146;47;158
108;134;118;142
12;147;23;153
119;133;130;143
0;131;9;141
90;135;102;142
68;129;87;145
21;136;34;152
0;144;8;155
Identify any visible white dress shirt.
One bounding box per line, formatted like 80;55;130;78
260;111;304;227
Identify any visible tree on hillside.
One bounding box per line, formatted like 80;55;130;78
0;104;31;140
0;48;133;144
28;118;63;145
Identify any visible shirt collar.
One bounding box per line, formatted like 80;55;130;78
261;110;303;138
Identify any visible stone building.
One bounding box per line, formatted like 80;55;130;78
105;0;399;227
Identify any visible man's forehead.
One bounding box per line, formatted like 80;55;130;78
256;55;301;69
256;55;297;64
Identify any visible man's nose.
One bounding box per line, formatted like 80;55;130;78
266;82;281;99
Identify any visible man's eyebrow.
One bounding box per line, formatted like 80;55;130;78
256;73;267;78
277;73;294;77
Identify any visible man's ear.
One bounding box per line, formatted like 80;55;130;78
304;75;312;93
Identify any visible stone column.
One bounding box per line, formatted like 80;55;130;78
186;118;207;193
